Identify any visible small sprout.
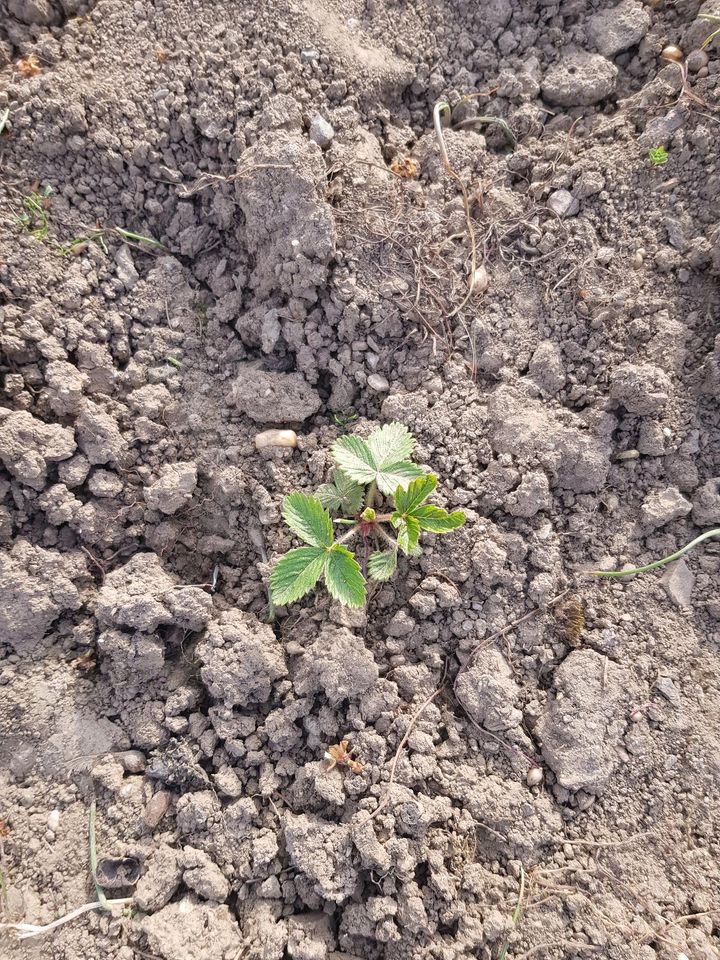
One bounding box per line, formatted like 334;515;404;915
647;146;669;167
700;14;720;49
165;356;182;369
389;155;419;178
325;740;364;774
331;410;358;429
15;54;42;77
114;226;165;248
270;422;466;608
17;185;53;239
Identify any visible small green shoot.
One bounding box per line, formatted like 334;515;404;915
89;801;109;911
17;185;53;239
55;231;109;257
270;422;466;608
647;146;669;167
165;356;183;369
589;528;720;578
332;410;359;429
498;865;526;960
114;226;165;249
700;14;720;49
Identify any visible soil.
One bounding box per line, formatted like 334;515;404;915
1;0;720;958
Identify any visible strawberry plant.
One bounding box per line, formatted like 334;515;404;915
270;422;466;608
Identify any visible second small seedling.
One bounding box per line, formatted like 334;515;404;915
647;146;669;167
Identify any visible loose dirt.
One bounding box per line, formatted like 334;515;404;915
1;0;719;958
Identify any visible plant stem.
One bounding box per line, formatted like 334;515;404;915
89;801;109;911
337;524;361;545
365;481;377;510
588;528;720;577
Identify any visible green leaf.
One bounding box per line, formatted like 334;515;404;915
324;545;366;607
412;505;466;533
330;435;378;485
282;492;333;548
393;515;420;555
394;474;437;514
333;470;364;513
367;550;397;581
270;546;326;606
367;422;416;469
375;461;426;497
315;483;343;511
316;470;364;515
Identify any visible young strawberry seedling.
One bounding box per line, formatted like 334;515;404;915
270;422;466;608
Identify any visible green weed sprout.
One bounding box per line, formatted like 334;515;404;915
17;185;53;238
700;14;720;49
589;528;720;578
647;146;669;167
270;422;466;608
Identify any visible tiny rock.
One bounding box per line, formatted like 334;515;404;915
547;189;579;218
367;374;390;392
526;767;543;787
143;790;172;830
254;429;298;450
47;809;61;831
472;264;489;293
309;113;335;150
660;559;694;609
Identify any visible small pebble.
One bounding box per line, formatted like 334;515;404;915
309;114;335;150
47;809;61;831
254;429;298;450
472;264;489;292
546;189;579;218
143;790;172;830
367;374;390;392
118;750;146;773
526;767;544;787
661;45;683;62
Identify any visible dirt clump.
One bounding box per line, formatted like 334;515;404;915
2;0;720;957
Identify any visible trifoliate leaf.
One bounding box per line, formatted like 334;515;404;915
330;435;377;485
374;461;426;497
324;544;366;607
393;474;437;514
412;505;466;533
282;492;333;548
315;483;342;510
367;422;416;469
270;546;326;606
367;550;397;581
393;515;420;555
333;470;365;513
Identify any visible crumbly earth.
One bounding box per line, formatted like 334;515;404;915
1;0;719;958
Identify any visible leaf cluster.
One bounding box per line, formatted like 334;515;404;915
270;423;465;608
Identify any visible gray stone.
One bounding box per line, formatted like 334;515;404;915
308;113;335;149
547;189;579;218
609;363;671;415
542;50;617;107
140;899;241;960
588;0;650;58
367;374;390;392
691;478;720;526
145;462;198;515
660;559;694;608
537;649;629;794
640;487;692;530
231;366;321;423
197;610;288;706
455;649;522;732
183;847;230;902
